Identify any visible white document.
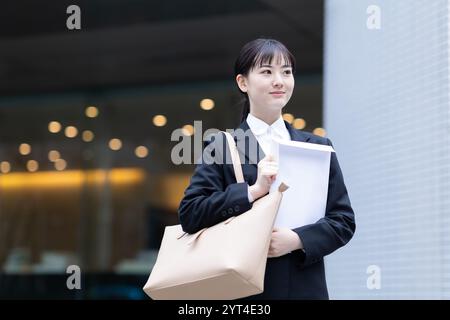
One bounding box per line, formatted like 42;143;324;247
269;138;335;229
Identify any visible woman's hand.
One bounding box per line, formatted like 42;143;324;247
267;227;303;258
248;154;278;200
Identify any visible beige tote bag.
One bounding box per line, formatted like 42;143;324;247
143;131;289;300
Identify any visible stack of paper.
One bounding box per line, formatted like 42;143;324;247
269;138;335;229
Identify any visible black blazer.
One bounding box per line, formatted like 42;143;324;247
178;119;356;300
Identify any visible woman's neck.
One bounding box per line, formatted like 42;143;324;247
249;110;281;126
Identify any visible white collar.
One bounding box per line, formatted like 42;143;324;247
246;113;287;137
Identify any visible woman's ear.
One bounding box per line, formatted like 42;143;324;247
236;74;247;93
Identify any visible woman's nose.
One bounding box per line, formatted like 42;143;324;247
272;76;283;87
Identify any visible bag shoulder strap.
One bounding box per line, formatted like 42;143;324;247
222;131;244;183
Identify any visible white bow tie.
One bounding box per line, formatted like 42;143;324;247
254;126;283;139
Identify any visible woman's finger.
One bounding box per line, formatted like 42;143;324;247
261;163;278;170
262;169;277;176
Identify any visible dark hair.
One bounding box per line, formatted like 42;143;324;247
234;38;296;123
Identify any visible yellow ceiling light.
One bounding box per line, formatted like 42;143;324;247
282;113;294;124
109;138;122;151
82;130;94;142
200;98;215;110
27;160;39;172
313;127;327;137
65;126;78;138
19;143;31;155
54;159;67;171
48;121;62;133
135;146;149;158
85;106;99;118
1;161;11;174
48;150;61;162
0;168;146;189
153;115;167;127
182;124;194;136
293;118;306;130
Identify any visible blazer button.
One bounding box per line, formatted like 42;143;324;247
228;208;234;214
234;205;240;212
221;210;227;217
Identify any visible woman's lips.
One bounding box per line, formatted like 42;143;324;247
270;92;285;97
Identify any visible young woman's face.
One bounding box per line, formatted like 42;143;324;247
239;54;295;115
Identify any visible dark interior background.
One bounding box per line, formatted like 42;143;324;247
0;0;324;299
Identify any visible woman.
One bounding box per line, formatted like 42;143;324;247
178;38;355;299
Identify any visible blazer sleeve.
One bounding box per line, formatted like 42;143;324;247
178;133;253;234
292;138;356;267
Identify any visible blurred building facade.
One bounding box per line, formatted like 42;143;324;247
324;0;450;299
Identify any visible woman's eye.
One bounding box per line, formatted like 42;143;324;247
284;70;292;75
261;70;271;74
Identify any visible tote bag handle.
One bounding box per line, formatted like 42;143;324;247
222;131;244;184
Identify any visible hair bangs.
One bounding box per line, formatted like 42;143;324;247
251;42;295;72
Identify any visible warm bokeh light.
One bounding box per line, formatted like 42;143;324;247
65;126;78;138
48;150;60;162
85;106;99;118
135;146;149;158
293;118;306;130
48;121;62;133
82;130;94;142
27;160;38;172
150;174;192;211
282;113;294;124
0;161;11;174
0;168;145;189
182;124;194;136
313;127;327;137
200;98;215;110
54;159;67;171
19;143;31;155
109;138;122;151
153;115;167;127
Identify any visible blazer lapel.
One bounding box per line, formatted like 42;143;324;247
285;120;311;143
232;120;265;165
